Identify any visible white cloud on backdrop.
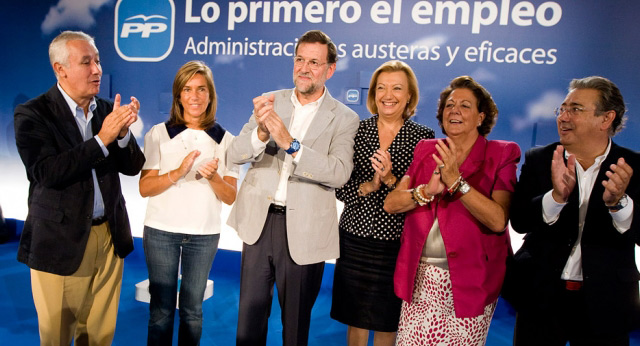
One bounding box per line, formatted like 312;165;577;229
409;34;448;49
469;67;497;82
41;0;113;35
511;90;565;131
214;54;245;66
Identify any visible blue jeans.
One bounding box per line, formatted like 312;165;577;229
143;226;219;346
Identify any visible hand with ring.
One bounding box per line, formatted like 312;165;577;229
433;138;461;187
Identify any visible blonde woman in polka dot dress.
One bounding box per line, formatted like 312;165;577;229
331;60;434;346
384;76;520;345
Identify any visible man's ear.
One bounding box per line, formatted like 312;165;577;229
600;110;616;132
53;62;66;79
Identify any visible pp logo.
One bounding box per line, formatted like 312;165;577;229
115;0;175;62
346;89;360;104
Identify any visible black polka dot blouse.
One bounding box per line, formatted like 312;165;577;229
336;115;435;241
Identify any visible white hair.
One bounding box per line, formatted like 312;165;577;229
48;31;97;79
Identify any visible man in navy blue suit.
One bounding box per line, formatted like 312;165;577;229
505;76;640;345
14;30;145;345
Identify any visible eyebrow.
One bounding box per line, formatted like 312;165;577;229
447;98;473;103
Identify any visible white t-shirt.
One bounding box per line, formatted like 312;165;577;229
142;122;239;235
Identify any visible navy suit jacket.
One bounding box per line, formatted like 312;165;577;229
14;85;145;275
504;142;640;334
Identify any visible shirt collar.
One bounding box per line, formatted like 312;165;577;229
291;87;327;109
57;83;97;117
564;139;611;167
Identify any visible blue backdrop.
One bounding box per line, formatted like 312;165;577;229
1;0;639;242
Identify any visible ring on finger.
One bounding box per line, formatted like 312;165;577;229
433;170;440;175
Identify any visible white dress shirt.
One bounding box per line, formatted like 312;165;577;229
542;140;634;281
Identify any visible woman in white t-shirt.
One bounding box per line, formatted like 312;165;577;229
139;61;238;346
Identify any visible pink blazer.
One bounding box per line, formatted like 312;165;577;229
394;136;520;318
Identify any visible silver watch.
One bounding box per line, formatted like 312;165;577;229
459;180;471;195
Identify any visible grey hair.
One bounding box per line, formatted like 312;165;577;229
569;76;627;136
48;31;97;79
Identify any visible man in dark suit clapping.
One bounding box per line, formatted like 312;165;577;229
14;30;145;345
505;76;640;345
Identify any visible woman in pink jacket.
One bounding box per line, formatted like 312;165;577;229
384;76;520;345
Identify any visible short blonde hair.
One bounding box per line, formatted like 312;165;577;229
366;60;419;120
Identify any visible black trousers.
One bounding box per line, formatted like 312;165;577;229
236;210;325;346
514;280;629;346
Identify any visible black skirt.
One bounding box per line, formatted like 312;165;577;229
330;230;402;332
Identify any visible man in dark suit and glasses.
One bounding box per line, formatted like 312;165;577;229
14;30;144;345
504;76;640;345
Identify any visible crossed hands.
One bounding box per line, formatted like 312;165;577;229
252;94;294;150
98;94;139;145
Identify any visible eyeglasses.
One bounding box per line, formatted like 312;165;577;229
554;106;597;117
293;57;327;71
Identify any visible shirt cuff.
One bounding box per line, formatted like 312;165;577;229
94;135;109;157
292;145;304;163
542;190;566;224
117;131;131;148
251;127;268;156
611;196;634;234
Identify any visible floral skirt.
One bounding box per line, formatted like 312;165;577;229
395;261;496;346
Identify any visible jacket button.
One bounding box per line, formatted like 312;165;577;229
448;252;458;258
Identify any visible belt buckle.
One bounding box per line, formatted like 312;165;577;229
269;204;286;214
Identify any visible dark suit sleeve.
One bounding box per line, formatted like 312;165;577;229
14;102;105;189
509;146;554;235
110;134;145;176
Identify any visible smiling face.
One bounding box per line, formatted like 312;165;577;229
557;88;611;151
55;39;102;109
180;73;210;127
375;71;410;121
442;88;484;137
293;42;335;102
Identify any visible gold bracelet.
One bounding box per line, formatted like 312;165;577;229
447;175;463;195
412;184;434;206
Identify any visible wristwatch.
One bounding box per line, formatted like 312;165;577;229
284;138;301;155
458;179;471;195
607;194;628;212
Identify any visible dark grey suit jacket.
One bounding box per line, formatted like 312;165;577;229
14;85;145;275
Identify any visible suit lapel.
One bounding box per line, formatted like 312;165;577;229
275;90;294;132
585;142;618;223
459;135;487;180
301;91;336;148
47;86;84;146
